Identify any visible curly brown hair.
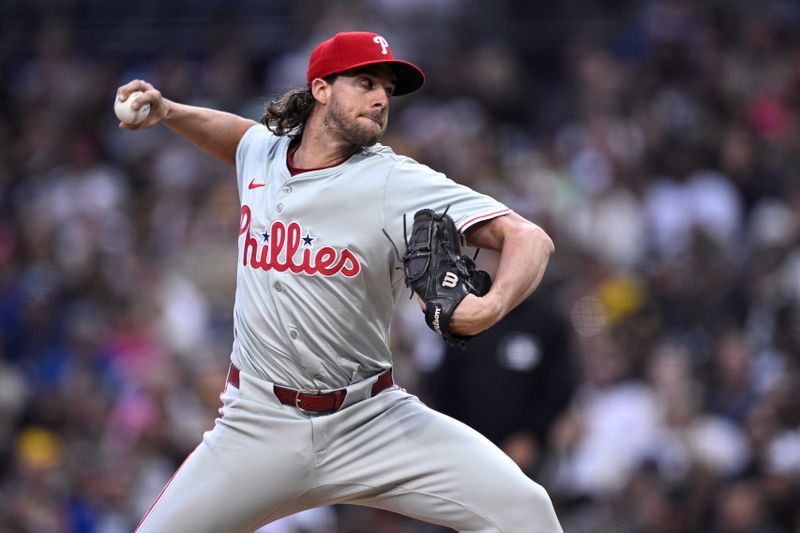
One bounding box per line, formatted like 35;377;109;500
260;88;315;138
260;75;338;138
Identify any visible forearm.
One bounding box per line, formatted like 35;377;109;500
450;214;554;335
162;100;256;165
485;224;553;319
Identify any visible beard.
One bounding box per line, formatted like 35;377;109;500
324;96;386;147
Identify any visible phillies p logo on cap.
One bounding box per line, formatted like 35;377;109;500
307;32;425;96
373;35;389;55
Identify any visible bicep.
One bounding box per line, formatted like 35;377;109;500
464;212;532;251
164;103;257;167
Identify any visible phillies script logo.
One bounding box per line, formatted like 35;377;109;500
239;205;360;277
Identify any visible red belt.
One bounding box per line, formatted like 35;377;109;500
226;365;394;414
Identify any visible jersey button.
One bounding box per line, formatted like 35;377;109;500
274;282;282;292
289;330;298;340
276;203;284;213
282;185;292;193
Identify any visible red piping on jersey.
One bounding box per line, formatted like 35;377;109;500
457;208;512;233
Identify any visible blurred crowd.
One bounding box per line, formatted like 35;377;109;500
1;0;799;531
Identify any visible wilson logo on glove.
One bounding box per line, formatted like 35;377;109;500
442;272;459;288
432;305;443;334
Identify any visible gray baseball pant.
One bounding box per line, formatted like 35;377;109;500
135;368;563;532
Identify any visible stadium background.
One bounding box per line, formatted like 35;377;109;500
0;0;799;531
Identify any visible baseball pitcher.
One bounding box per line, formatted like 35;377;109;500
121;31;563;533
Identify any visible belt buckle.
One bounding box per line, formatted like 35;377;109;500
295;388;324;414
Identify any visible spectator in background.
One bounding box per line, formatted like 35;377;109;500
548;328;663;501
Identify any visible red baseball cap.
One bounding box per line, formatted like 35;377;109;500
307;32;425;96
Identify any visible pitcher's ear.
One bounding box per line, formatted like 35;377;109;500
310;78;332;104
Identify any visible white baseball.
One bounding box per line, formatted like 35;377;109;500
114;90;151;125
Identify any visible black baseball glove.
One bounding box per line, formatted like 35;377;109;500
402;208;492;347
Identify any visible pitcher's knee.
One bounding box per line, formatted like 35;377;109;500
496;481;562;532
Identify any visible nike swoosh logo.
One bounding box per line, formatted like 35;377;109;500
248;179;265;190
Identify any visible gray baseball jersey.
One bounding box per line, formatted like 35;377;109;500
231;124;510;390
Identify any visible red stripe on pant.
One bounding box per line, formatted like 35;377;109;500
134;446;200;531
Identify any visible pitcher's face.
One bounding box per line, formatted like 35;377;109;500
324;65;396;146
